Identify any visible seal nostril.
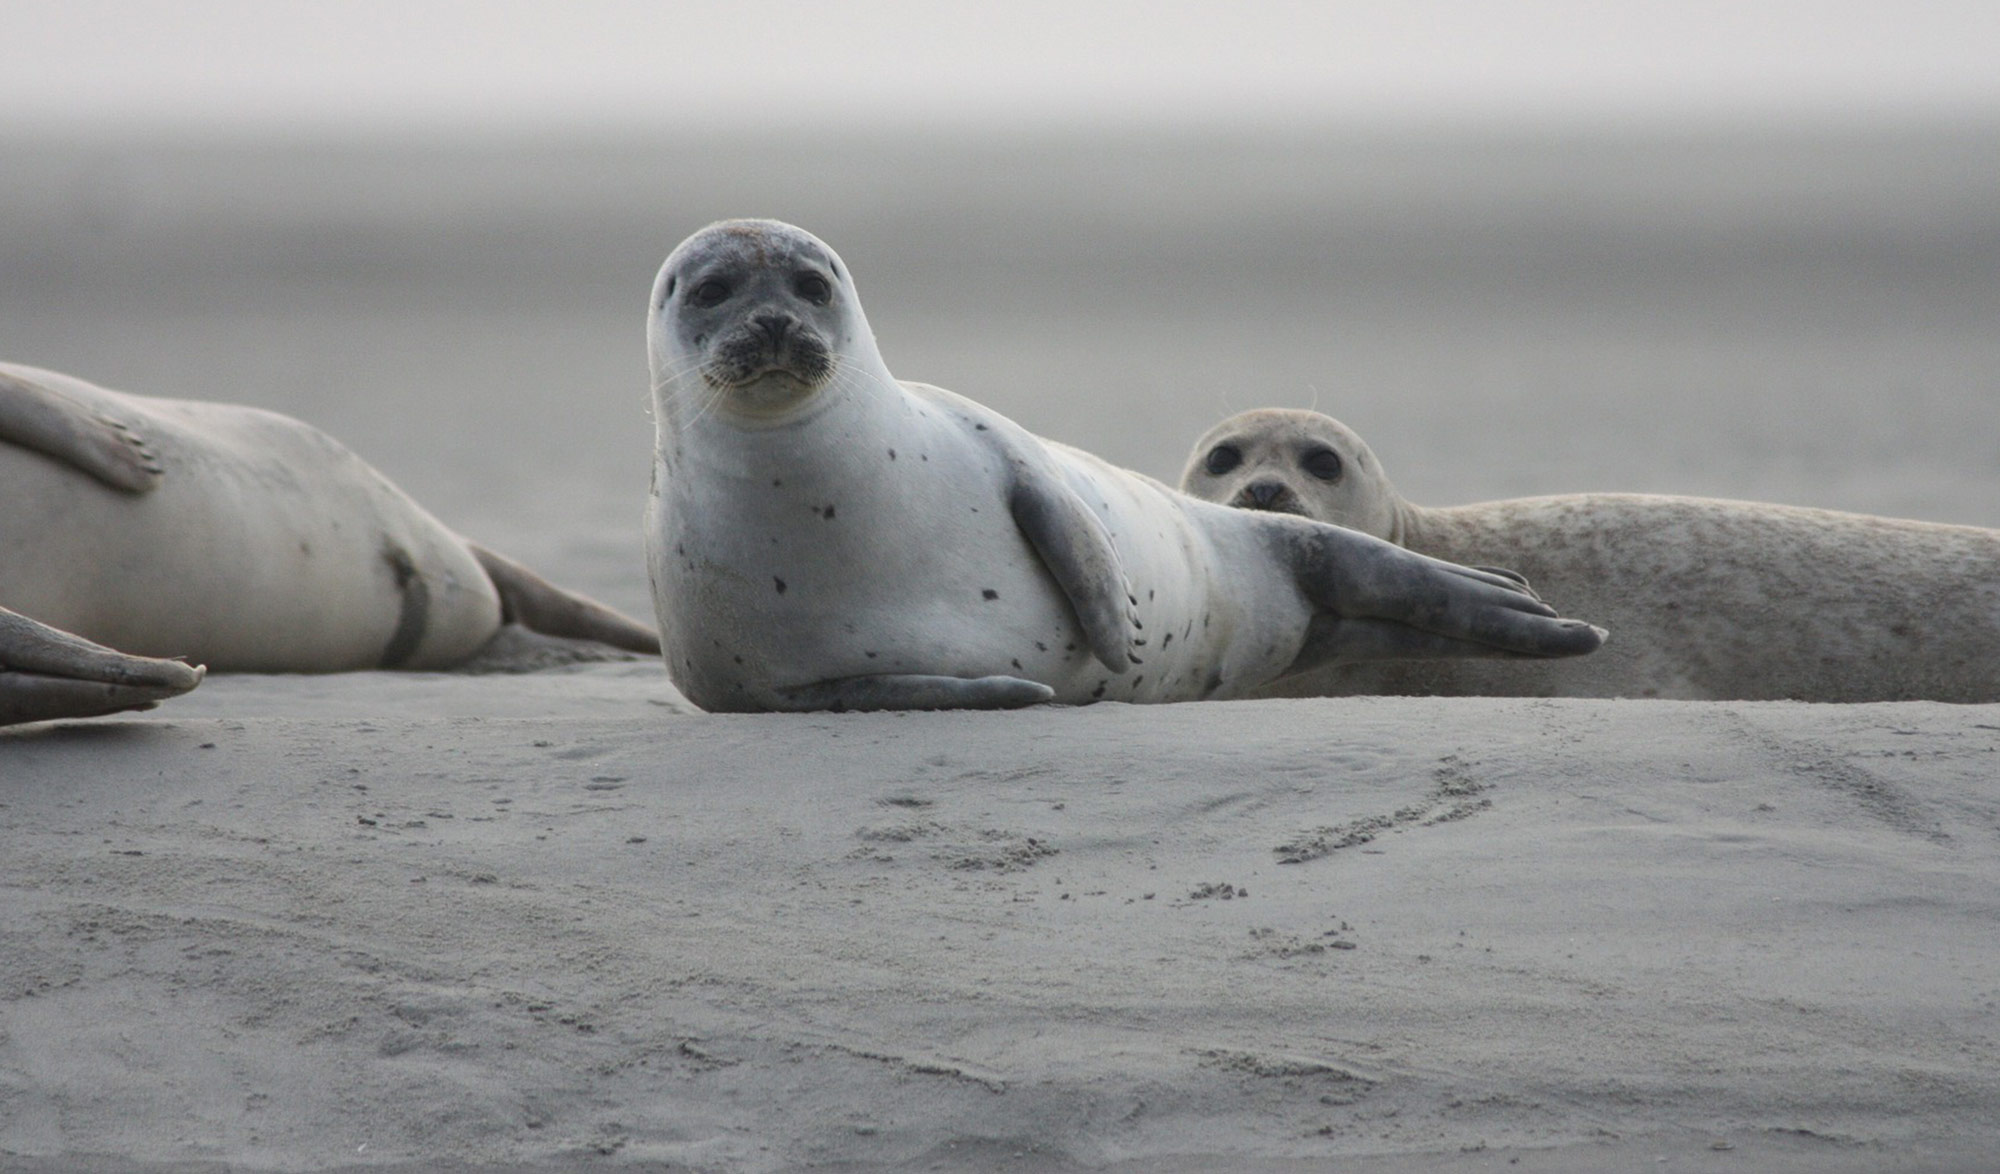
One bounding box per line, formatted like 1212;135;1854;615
754;314;792;343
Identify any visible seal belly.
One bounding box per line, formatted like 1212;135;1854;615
1049;448;1314;703
652;402;1318;709
654;410;1099;709
0;400;501;670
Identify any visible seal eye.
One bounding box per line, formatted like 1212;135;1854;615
1204;445;1242;477
1301;447;1344;481
689;279;731;308
795;273;832;304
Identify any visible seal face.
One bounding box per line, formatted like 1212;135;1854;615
1180;407;2000;703
646;221;1604;713
1181;409;1401;538
654;221;844;419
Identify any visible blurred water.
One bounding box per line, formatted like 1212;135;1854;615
3;123;1996;614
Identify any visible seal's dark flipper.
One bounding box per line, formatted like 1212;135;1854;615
468;542;662;655
0;367;164;493
769;674;1055;712
1005;462;1137;675
910;379;1137;676
0;672;198;726
1469;566;1536;594
0;607;205;727
1284;613;1607;674
1280;519;1606;672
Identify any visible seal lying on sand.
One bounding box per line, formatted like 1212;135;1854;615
1181;407;2000;701
643;220;1603;712
1;606;204;727
0;362;659;676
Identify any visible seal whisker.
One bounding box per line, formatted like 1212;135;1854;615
820;354;888;402
650;353;730;431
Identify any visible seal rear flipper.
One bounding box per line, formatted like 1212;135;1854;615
768;674;1055;712
1468;566;1536;595
1005;466;1137;674
0;672;204;726
0;366;164;493
1283;613;1607;675
467;542;662;655
1;607;205;726
1280;519;1606;667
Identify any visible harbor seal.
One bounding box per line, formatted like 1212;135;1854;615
1180;407;2000;702
644;220;1603;712
0;362;660;673
1;606;205;727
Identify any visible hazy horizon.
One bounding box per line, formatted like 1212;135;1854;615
6;0;1998;136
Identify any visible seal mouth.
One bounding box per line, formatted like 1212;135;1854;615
701;315;834;392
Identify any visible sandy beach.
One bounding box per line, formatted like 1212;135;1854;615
4;125;2000;1170
6;675;2000;1171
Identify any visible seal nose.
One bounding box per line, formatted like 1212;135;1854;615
752;313;793;347
1243;480;1288;509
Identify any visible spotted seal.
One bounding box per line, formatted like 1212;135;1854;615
1181;407;2000;701
643;221;1604;711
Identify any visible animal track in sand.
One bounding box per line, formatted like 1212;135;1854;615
850;818;1058;872
1274;755;1492;864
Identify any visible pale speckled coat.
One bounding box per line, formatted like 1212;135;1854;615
1182;408;2000;702
647;223;1601;712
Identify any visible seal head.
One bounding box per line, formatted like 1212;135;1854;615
1180;408;1403;541
650;220;862;422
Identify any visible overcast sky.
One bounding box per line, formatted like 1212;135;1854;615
4;0;1998;133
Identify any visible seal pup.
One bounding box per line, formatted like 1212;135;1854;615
0;362;659;672
644;220;1604;712
1181;407;2000;702
1;606;205;726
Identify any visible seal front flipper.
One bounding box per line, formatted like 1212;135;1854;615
991;453;1136;674
466;542;662;654
0;366;164;493
768;674;1056;712
1277;518;1606;671
0;606;205;726
901;382;1136;673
